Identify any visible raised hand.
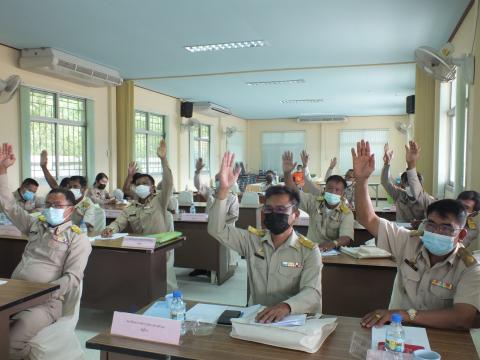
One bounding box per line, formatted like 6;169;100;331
195;158;205;172
218;152;241;191
405;140;420;168
40;150;48;167
300;150;309;168
157;138;167;159
282;151;297;173
0;143;16;171
383;143;394;165
352;140;375;181
329;157;337;170
127;161;138;177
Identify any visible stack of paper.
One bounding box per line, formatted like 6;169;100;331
321;249;340;257
254;314;307;327
341;245;391;259
186;303;262;324
91;233;128;241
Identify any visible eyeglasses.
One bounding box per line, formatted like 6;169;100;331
45;202;71;209
422;220;463;237
263;204;295;215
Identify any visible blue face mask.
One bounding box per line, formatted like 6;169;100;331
42;208;66;227
324;192;341;206
22;190;35;202
215;181;220;189
421;230;456;256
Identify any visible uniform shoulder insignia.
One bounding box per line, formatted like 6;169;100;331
457;247;478;268
467;218;477;230
38;214;47;223
298;235;317;250
82;200;91;209
339;203;350;214
71;225;81;234
410;229;424;237
248;226;266;237
316;196;325;202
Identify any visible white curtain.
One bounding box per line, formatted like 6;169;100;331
261;131;305;173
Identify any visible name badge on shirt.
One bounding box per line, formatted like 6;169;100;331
281;261;303;269
431;279;453;290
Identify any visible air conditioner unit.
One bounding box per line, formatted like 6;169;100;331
19;48;123;87
297;115;348;123
193;102;232;117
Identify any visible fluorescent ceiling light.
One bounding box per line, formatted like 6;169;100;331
185;40;266;53
280;99;324;104
246;79;305;86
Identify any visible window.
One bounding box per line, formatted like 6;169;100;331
226;131;245;164
261;131;305;173
29;89;87;180
447;78;457;186
339;129;389;176
134;111;165;175
190;124;211;175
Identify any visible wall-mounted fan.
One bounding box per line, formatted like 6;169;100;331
0;75;21;104
180;117;201;131
224;126;238;138
415;43;474;84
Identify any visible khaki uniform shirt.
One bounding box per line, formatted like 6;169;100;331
108;166;174;234
71;196;106;237
130;185;178;213
304;167;355;204
13;190;44;212
87;188;112;205
381;165;434;222
378;219;480;311
0;174;92;300
208;198;322;314
465;216;480;251
299;192;354;244
194;173;239;224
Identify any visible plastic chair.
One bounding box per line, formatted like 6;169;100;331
177;191;194;206
241;192;260;206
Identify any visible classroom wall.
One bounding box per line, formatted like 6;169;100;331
247;115;409;197
0;43;115;195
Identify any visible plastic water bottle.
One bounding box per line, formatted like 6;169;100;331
170;290;187;335
385;313;405;358
79;220;88;234
189;203;196;214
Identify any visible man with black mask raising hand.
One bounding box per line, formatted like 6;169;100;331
208;152;322;323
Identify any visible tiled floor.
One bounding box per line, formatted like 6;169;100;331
76;261;248;360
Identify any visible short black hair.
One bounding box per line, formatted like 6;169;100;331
70;175;87;188
21;178;39;188
345;169;354;177
265;185;300;208
131;172;142;184
401;171;423;185
135;174;155;186
48;188;76;206
266;170;275;175
326;175;347;190
94;172;108;185
457;190;480;212
427;199;467;228
59;177;70;188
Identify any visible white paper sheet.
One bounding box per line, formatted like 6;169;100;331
92;233;129;241
0;280;7;285
186;303;262;324
371;326;430;350
321;249;340;256
251;313;306;327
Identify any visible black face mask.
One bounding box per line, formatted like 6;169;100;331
264;213;291;235
97;184;107;190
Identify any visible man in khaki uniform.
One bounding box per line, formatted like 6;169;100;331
0;143;92;359
457;190;480;251
283;151;354;251
353;140;480;330
12;178;44;212
208;152;322;323
382;141;434;223
102;139;177;291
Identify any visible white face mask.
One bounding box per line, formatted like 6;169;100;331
70;188;83;200
346;181;353;187
135;185;151;199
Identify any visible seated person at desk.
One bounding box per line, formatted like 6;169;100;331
381;141;434;223
457;190;480;250
0;143;91;359
13;177;44;212
353;140;480;330
101;139;177;291
292;164;305;188
87;172;116;205
259;170;277;191
284;151;354;252
208;152;322;323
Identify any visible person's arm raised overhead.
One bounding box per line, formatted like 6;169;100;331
325;157;336;180
380;143;398;200
282;151;298;192
301;150;321;196
122;161;138;198
40;150;59;189
405;140;424;200
352;140;380;238
156;139;173;210
193;157;209;198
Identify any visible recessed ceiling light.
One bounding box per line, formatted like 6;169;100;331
280;99;324;104
185;40;266;53
246;79;305;86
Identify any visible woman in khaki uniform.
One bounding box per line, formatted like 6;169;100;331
87;172;116;205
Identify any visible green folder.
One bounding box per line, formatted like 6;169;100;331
145;231;183;244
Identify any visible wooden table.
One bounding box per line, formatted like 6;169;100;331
321;254;397;317
86;313;478;360
293;220;374;246
0;278;59;359
0;235;185;312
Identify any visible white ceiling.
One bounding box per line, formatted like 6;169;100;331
0;0;471;119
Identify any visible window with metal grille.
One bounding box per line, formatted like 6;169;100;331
29;89;87;181
134;110;165;175
190;124;211;176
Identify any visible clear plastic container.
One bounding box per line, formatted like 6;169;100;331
189;204;196;214
169;290;187;335
385;313;405;359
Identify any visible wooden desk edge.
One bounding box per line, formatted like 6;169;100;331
0;281;59;312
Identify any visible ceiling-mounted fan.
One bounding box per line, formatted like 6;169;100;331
0;75;21;104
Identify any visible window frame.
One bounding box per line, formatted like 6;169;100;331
134;110;166;175
190;124;211;176
261;130;306;174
